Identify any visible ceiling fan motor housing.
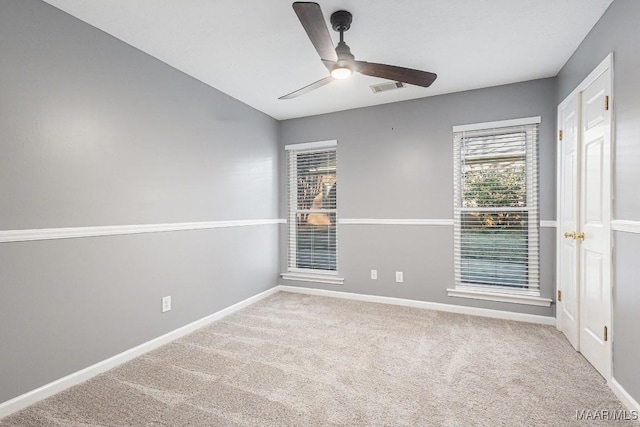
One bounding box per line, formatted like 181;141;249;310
330;10;352;32
335;41;355;62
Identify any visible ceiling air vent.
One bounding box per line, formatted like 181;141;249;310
370;81;406;94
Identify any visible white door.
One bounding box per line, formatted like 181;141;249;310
557;95;580;350
578;68;612;379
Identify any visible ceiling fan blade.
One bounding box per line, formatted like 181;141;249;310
279;76;334;100
355;61;437;88
292;2;338;62
321;59;337;69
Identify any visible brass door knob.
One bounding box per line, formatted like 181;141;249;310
564;232;575;239
575;232;585;241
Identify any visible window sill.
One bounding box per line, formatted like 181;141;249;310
281;272;344;285
446;287;553;307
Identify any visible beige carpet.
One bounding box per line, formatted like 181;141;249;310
1;291;636;426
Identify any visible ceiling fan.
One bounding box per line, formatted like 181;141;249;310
279;2;437;100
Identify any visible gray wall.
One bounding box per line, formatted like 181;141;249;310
557;0;640;406
0;0;279;404
612;232;640;402
279;78;557;317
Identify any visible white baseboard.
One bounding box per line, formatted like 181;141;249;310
610;377;640;414
6;283;637;421
277;285;556;326
0;286;279;420
0;285;562;419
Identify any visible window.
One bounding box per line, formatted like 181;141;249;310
452;118;540;298
284;140;339;282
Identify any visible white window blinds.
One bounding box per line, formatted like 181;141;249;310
287;143;337;273
453;120;540;292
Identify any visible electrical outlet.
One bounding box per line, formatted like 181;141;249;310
162;296;171;313
371;269;378;280
395;271;404;283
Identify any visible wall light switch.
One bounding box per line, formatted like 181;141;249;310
162;296;171;313
395;272;404;283
371;269;378;280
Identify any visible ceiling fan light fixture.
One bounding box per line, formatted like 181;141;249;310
331;66;352;79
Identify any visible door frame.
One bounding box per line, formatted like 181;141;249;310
556;52;614;379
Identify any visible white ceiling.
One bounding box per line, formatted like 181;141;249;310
43;0;612;120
